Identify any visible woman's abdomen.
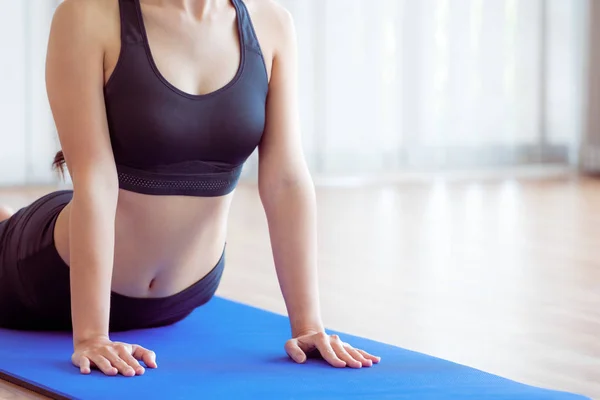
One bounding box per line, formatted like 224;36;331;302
54;188;233;299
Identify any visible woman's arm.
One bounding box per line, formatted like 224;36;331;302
47;0;117;345
257;8;322;338
257;4;380;369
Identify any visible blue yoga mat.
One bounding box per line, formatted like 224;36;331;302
0;297;588;400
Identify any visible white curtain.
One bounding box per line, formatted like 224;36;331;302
270;0;589;178
0;0;60;186
580;0;600;173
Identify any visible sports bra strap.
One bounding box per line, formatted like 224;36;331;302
119;0;144;45
231;0;263;56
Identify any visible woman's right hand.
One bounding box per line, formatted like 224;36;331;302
71;336;157;376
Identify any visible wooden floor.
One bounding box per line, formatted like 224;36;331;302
0;176;599;399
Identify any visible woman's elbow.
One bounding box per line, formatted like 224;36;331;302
259;170;314;202
71;167;120;207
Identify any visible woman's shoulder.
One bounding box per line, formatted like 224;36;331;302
54;0;117;21
52;0;119;46
244;0;294;30
242;0;296;61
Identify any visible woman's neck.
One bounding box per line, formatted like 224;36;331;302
142;0;230;18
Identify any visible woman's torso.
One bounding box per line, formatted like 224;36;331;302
53;0;274;298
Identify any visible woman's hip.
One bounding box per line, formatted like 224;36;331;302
1;189;225;331
7;240;225;331
0;190;73;329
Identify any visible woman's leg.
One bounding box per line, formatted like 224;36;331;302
0;205;14;222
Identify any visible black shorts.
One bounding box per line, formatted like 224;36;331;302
0;190;224;331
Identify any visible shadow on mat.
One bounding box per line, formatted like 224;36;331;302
264;355;349;369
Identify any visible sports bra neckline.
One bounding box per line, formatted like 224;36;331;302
104;0;268;198
131;0;246;100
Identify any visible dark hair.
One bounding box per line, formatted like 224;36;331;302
52;150;66;176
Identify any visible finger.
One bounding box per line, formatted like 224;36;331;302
313;333;346;368
103;349;136;377
344;344;372;367
79;356;91;375
330;336;362;368
356;349;381;364
118;348;145;375
284;339;307;364
90;355;118;376
132;345;158;368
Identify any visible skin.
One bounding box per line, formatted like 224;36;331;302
5;0;381;376
0;206;13;222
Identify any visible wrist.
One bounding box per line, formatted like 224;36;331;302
289;307;324;337
291;319;325;338
73;332;110;347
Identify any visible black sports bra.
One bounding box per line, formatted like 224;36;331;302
104;0;268;197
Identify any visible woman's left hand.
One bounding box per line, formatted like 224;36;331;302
285;330;381;368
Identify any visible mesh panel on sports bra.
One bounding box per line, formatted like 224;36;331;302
117;165;243;197
118;172;235;192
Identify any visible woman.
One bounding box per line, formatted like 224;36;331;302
0;0;380;377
